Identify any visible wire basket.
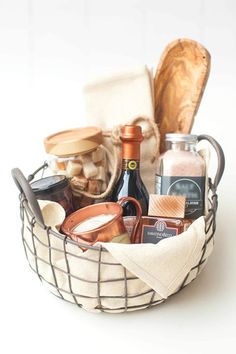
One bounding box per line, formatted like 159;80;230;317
12;135;225;313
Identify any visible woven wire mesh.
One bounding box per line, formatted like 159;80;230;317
18;176;217;313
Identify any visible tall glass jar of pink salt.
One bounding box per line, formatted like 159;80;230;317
155;134;206;220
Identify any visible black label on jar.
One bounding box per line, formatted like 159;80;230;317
155;175;205;219
142;220;178;244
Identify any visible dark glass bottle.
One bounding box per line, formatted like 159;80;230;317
110;125;149;216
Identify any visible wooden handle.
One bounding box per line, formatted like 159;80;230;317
154;38;211;153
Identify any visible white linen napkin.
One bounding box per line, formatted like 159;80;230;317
83;65;154;129
101;216;206;299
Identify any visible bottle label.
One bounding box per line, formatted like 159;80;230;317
122;159;140;170
142;220;178;244
155;175;205;219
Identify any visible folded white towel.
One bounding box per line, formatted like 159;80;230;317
83;66;154;129
102;217;206;299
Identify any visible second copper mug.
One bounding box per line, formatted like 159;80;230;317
61;197;142;249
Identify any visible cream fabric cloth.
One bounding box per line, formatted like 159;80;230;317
23;200;66;278
83;66;159;193
23;200;213;313
83;66;154;129
101;217;205;299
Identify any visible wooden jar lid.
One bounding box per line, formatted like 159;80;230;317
44;127;103;157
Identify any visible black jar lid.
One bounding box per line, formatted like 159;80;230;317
31;175;69;196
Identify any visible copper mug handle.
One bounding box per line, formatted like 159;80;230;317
117;197;142;243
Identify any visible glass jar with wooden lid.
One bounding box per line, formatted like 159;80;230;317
44;127;108;209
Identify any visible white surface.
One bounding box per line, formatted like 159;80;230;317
0;0;236;353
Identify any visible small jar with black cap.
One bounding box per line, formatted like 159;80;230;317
31;175;74;216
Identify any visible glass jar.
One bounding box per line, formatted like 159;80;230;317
31;175;74;216
155;134;206;220
44;127;108;209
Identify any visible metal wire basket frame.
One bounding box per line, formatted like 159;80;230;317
12;135;225;313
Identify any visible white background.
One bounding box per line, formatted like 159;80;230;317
1;1;236;353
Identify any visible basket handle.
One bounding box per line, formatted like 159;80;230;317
198;134;225;190
11;168;45;227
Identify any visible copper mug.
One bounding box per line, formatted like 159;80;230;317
61;197;142;248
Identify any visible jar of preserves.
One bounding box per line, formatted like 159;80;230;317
155;134;206;220
31;175;74;215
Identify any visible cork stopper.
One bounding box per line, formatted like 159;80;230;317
148;194;186;218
